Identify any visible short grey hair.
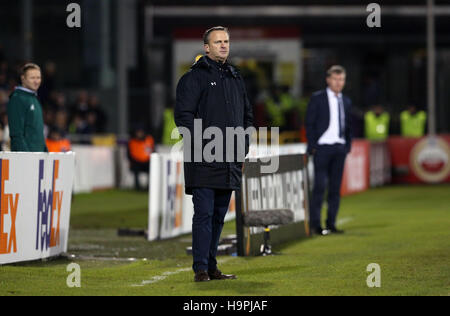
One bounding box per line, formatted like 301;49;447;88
327;65;346;77
203;26;229;44
21;63;41;76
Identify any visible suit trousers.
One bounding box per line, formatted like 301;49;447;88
192;188;232;273
310;144;347;230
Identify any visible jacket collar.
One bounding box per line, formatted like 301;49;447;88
192;55;239;78
326;87;343;99
15;86;38;96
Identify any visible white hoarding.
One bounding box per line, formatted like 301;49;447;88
148;152;236;241
0;152;75;265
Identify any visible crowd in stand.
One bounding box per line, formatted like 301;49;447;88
0;47;107;151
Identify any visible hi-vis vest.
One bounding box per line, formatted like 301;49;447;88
365;111;390;141
128;136;154;163
266;93;295;127
46;139;72;153
162;108;180;146
400;110;427;137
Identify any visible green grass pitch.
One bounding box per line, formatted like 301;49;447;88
0;185;449;296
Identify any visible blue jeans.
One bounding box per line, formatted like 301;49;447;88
192;188;232;273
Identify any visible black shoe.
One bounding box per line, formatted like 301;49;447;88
313;227;330;236
208;269;237;280
194;270;211;282
327;226;345;234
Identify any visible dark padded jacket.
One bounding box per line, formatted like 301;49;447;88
175;56;253;195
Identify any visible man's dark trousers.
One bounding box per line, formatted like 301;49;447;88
310;144;347;230
192;188;232;273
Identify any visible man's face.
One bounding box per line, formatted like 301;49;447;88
326;73;346;94
408;106;417;114
204;30;230;63
21;69;42;92
136;129;145;139
374;105;384;115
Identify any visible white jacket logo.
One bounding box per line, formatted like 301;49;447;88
210;82;217;86
30;104;35;111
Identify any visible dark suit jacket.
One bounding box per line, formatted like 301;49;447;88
305;89;352;154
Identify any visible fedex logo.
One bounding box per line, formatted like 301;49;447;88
165;161;183;230
0;159;19;255
36;160;63;251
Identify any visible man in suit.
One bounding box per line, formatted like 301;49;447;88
306;65;352;235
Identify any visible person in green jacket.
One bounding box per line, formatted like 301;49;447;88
364;104;390;141
7;63;47;152
400;105;427;137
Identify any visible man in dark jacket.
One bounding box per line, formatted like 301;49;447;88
7;63;47;152
306;65;352;236
175;26;253;282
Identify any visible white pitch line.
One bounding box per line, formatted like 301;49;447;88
131;267;192;287
63;253;139;262
131;258;233;287
337;216;354;226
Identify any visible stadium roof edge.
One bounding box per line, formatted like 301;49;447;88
149;5;450;17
